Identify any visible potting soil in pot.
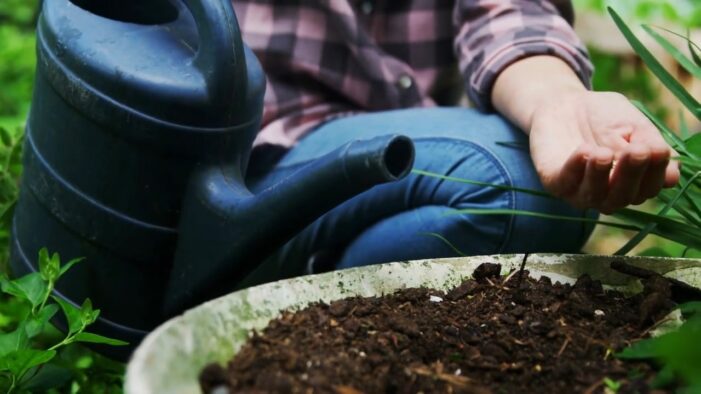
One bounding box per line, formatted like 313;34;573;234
200;263;674;393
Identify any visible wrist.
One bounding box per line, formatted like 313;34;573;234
492;55;587;132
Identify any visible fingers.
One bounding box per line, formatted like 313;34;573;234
575;147;614;209
664;159;681;188
551;145;590;198
561;141;673;214
600;143;651;213
630;120;679;190
635;151;668;203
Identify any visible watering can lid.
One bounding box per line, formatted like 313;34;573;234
38;0;262;129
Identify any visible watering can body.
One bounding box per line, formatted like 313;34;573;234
10;0;415;358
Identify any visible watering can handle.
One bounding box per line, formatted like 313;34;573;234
183;0;246;105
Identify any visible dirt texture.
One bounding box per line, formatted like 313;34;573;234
200;263;674;393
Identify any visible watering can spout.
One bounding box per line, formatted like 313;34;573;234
164;134;415;316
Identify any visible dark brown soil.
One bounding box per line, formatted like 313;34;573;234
200;263;675;394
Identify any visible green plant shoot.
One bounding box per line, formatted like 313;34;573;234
0;248;127;393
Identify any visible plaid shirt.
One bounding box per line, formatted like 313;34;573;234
232;0;593;148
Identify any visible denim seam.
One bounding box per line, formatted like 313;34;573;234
410;137;516;253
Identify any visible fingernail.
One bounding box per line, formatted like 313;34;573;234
629;153;647;166
594;158;612;170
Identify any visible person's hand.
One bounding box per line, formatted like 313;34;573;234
529;90;680;214
492;55;680;214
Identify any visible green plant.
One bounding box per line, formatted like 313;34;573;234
617;303;701;391
0;0;34;276
603;376;622;393
0;0;36;133
0;248;127;393
0;127;24;275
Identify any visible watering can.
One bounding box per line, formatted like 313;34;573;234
10;0;415;359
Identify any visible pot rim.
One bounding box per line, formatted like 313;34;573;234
124;253;701;394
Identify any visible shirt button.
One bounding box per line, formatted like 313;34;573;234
397;74;413;89
360;1;373;15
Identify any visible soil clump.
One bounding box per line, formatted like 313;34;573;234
201;263;674;393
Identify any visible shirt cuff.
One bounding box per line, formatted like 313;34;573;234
466;33;594;111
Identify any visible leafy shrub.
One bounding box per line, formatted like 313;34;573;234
0;1;36;132
0;248;126;393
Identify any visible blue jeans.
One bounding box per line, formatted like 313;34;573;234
244;107;595;285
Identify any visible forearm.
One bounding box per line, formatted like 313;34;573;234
491;55;587;134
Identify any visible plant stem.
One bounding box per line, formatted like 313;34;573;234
516;253;529;293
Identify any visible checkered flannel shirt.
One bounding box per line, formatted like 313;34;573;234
232;0;593;148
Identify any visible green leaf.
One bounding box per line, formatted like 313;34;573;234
0;127;11;148
637;246;672;257
1;273;47;309
412;169;554;199
656;189;701;228
0;323;29;357
0;349;56;377
80;299;99;326
679;302;701;316
603;377;622;392
614;208;701;250
19;363;73;392
686;134;701;158
609;8;701;120
632;101;694;158
643;25;701;79
651;26;701;68
58;257;83;278
446;208;642;232
691;39;701;67
25;304;58;338
73;333;128;347
52;296;83;335
615;171;701;255
617;336;660;359
38;248;60;283
651;365;676;389
420;232;466;257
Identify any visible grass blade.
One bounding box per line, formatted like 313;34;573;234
656;190;701;228
633;101;695;158
615;171;701;255
691;39;701;67
420;232;466;257
609;7;701;120
445;208;642;232
445;207;701;250
495;141;528;150
614;208;701;250
643;25;701;79
652;26;701;67
411;169;555;199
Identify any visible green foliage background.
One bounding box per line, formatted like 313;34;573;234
0;0;36;131
573;0;701;28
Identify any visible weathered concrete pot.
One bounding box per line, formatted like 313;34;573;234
124;254;701;394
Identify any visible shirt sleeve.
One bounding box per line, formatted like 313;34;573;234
453;0;594;111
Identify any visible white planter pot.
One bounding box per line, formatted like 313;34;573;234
124;253;701;394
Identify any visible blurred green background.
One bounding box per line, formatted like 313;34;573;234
0;0;36;132
1;1;701;257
